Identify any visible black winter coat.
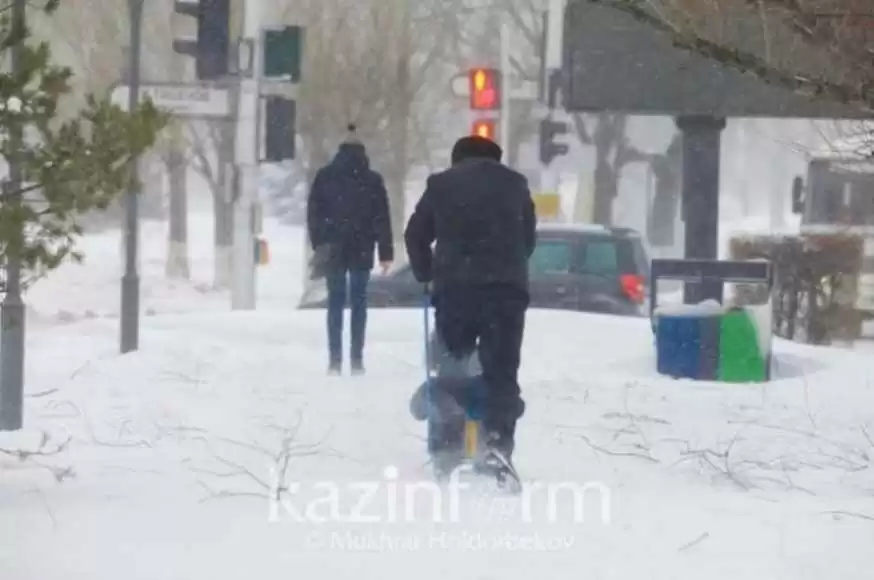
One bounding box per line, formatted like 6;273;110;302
404;158;536;295
307;142;394;272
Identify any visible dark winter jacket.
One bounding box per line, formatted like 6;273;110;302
307;142;393;272
404;157;536;295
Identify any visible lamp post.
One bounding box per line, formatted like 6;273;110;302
120;0;144;353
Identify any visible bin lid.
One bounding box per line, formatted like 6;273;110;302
653;299;726;318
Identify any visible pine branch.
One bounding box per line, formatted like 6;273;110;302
0;0;58;17
0;180;46;200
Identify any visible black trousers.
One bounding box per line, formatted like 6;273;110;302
433;283;528;457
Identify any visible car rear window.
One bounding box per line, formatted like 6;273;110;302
529;240;571;274
530;232;650;278
631;240;651;277
579;240;619;274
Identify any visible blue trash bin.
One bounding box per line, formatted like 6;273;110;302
655;308;721;380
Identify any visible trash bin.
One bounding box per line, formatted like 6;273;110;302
655;302;770;382
718;307;767;382
654;301;722;380
649;258;773;383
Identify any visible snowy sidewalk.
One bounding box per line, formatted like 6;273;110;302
1;215;873;579
1;307;872;580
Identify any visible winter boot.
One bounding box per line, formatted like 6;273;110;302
477;431;522;494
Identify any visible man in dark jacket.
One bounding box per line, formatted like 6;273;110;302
404;135;536;487
307;125;393;375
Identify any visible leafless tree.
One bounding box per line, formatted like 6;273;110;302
186;120;237;288
35;0;191;240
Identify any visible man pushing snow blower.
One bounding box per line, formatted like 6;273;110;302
404;135;536;493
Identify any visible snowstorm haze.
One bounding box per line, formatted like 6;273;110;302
22;0;862;259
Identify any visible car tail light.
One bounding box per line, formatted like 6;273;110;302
620;274;644;303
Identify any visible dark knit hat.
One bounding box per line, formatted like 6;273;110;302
344;123;360;144
451;135;502;165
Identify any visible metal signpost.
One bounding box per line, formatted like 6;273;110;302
119;0;145;355
230;0;262;311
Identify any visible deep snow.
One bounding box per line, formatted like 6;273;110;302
1;213;873;580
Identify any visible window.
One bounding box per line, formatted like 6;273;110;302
529;240;571;275
579;240;619;274
631;241;651;277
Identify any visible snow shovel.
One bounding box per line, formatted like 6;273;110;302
420;286;483;467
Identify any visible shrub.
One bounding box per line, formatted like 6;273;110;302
729;233;863;345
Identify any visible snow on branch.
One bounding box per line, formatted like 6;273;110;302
567;379;873;496
193;413;342;504
0;429;74;483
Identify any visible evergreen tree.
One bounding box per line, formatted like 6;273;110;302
0;1;168;288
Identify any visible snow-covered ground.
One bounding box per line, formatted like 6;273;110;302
2;212;873;580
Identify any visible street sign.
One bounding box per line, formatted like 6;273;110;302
451;73;537;100
110;82;232;118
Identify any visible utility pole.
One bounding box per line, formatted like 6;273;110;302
0;0;26;430
120;0;144;353
499;15;510;158
231;0;261;310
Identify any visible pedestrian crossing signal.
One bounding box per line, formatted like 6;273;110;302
469;68;501;110
472;119;496;140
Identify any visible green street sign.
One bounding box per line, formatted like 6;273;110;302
263;25;303;81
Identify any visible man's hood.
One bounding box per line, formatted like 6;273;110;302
332;142;370;173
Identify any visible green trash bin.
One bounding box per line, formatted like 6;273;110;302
717;307;767;382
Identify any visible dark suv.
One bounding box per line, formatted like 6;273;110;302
299;223;650;317
526;223;650;316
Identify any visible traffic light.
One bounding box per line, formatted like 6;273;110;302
471;119;496;140
469;68;501;110
263;26;304;81
539;117;569;165
264;97;297;162
173;0;230;80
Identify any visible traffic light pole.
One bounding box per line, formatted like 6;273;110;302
537;0;567;223
499;16;510;157
231;0;261;310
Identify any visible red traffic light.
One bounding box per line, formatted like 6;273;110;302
469;68;501;110
472;119;496;140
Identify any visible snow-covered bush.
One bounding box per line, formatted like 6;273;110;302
729;233;864;344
